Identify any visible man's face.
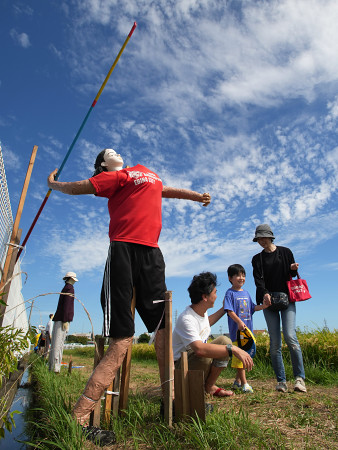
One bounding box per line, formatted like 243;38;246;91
205;286;217;308
101;149;124;171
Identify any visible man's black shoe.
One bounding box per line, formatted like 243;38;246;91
82;425;116;446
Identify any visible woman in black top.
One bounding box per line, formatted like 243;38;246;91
251;224;306;393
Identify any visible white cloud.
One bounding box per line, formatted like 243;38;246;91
49;44;63;60
10;29;31;48
23;0;338;283
1;146;21;170
57;0;338;127
13;5;33;16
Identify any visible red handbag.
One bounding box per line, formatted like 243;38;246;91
287;273;311;302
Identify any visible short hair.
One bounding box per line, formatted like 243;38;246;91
227;264;246;278
188;272;218;304
92;149;107;177
49;314;54;318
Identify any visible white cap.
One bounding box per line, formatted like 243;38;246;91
63;271;78;282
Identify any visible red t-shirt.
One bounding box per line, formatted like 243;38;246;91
89;164;163;247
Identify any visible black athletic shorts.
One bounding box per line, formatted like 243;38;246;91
101;241;167;338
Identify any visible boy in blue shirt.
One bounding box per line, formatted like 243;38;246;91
224;264;270;393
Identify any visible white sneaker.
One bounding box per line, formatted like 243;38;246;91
294;377;307;392
242;383;254;393
276;381;288;393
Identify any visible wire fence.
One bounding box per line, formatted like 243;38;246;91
0;143;14;274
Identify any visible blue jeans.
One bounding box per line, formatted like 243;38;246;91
263;303;305;382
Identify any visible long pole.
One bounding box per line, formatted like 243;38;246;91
0;145;38;287
16;22;137;261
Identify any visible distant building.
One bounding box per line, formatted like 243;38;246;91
253;329;268;336
71;332;91;339
209;333;230;340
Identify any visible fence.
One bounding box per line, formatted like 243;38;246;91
0;143;14;276
0;143;28;331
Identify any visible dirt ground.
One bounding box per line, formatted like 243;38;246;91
62;355;337;449
128;362;338;450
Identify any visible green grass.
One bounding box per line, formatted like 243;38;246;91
22;356;86;449
22;328;338;449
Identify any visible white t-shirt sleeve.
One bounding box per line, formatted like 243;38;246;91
172;306;210;360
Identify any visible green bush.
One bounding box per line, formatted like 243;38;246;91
66;335;88;345
138;333;151;344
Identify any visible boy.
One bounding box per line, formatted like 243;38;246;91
224;264;270;393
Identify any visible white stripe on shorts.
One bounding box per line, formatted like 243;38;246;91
103;243;112;336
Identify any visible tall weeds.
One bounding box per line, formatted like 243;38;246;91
22;358;86;449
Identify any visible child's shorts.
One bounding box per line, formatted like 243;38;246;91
231;340;244;369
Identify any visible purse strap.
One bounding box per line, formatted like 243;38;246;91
289;271;301;280
260;252;264;280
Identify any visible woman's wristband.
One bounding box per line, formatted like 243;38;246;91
226;344;233;358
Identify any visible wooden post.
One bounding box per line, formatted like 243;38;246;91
164;291;173;426
174;352;205;422
89;337;105;427
0;146;38;285
119;289;136;413
188;370;205;421
180;352;190;417
68;356;73;374
0;145;38;327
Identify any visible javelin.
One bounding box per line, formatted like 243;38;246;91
16;22;137;261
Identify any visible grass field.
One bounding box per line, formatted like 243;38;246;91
24;329;337;449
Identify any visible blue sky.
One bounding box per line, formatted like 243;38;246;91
1;0;337;337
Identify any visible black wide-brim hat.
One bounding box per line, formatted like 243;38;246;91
253;224;275;242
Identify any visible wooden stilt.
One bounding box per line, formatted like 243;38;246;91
89;337;105;427
102;338;120;424
164;291;173;426
103;381;114;424
111;367;120;417
118;289;136;414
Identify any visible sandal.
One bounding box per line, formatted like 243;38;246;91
212;387;234;397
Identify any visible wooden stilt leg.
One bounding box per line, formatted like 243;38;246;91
90;337;105;427
111;367;120;417
103;340;120;424
119;289;136;414
164;291;173;426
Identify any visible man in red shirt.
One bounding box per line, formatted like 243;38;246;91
48;148;210;445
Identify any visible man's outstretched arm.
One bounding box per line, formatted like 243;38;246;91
48;168;96;195
162;186;211;206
